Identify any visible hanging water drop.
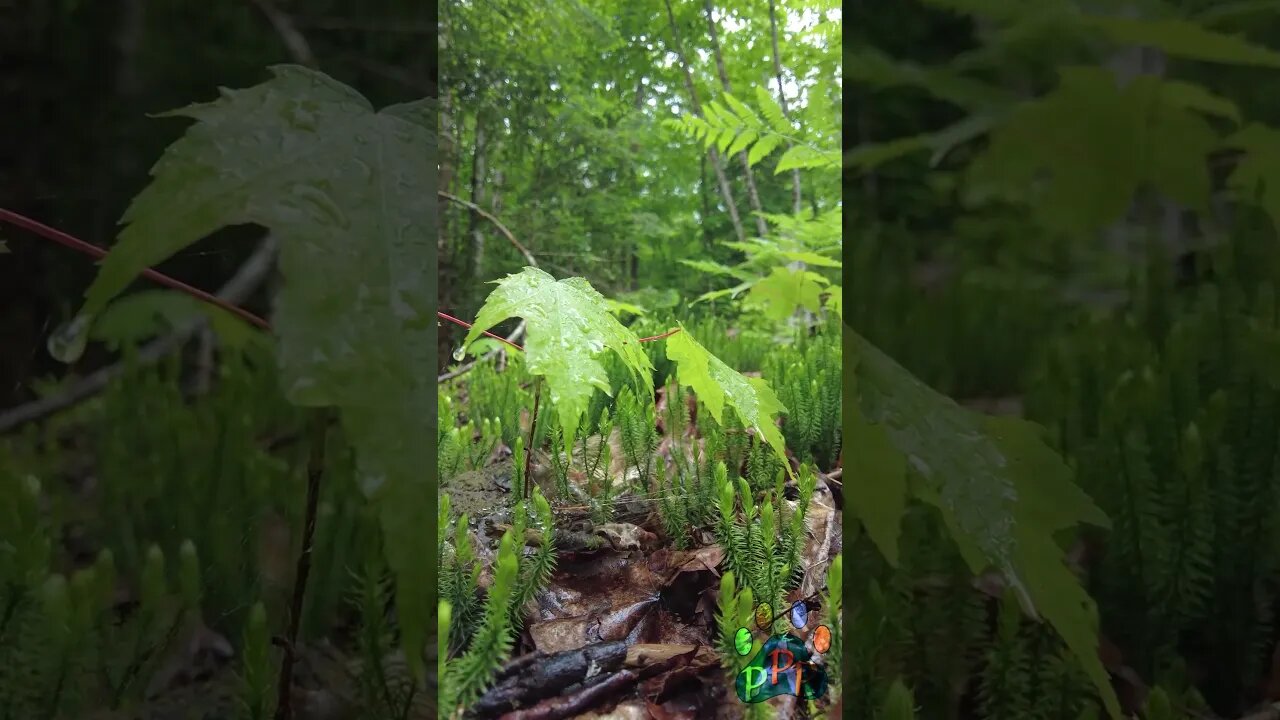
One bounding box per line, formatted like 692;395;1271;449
453;345;467;361
47;313;94;363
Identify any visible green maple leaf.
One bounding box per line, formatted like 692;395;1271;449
1224;123;1280;233
1085;16;1280;67
460;267;654;459
825;285;843;319
745;267;829;321
69;65;435;678
968;66;1218;235
848;331;1118;717
665;325;791;479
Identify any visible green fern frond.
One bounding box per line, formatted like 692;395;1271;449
441;530;521;714
510;489;557;632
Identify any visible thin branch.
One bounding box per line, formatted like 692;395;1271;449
0;208;524;375
436;191;538;382
0;235;278;433
438;321;526;384
340;54;435;94
249;0;318;68
294;17;436;34
1237;704;1280;720
439;191;537;268
636;327;680;343
438;311;525;352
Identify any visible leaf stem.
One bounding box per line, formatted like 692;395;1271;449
0;207;269;330
525;378;542;501
273;407;331;720
637;327;681;343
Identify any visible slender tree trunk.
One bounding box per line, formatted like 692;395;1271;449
1105;4;1184;262
490;169;505;260
440;90;456;253
704;0;769;237
767;0;803;215
663;0;745;244
468;115;488;286
631;77;645;287
856;101;876;200
700;153;713;248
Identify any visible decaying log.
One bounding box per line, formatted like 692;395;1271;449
466;641;628;718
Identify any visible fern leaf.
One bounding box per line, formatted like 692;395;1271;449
747;133;782;167
755;86;792;135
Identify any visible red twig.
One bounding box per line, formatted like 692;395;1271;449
0;208;270;330
437;311;526;352
0;208;683;354
637;327;681;343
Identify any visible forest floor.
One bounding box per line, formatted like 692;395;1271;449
441;415;843;719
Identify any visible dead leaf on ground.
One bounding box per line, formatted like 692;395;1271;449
625;644;718;668
652;544;724;583
596;522;658;551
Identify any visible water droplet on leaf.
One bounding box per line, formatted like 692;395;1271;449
453;345;467;361
48;313;94;363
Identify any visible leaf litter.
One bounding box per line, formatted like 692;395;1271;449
453;401;842;719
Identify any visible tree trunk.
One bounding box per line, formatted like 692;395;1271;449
468;115;488;287
1105;3;1184;261
767;0;803;215
439;90;456;252
704;0;769;237
700;153;713;248
662;0;745;244
631;77;644;286
491;169;505;238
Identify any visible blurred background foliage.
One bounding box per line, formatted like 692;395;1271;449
0;0;431;407
437;0;841;369
841;1;1280;718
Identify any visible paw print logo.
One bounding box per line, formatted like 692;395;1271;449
733;598;831;703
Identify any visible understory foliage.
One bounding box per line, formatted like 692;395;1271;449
0;343;424;719
843;0;1280;718
436;261;841;715
42;65;438;677
843;229;1280;717
1025;233;1280;714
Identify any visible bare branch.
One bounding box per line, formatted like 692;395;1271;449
249;0;318;67
0;236;278;434
438;191;537;268
436;192;539;383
